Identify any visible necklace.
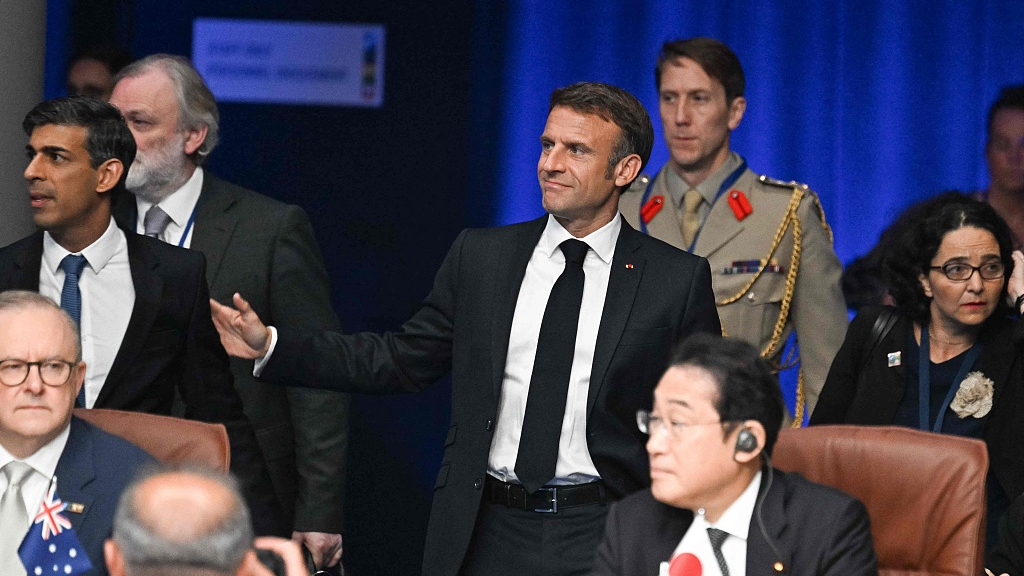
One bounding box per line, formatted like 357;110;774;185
928;333;974;346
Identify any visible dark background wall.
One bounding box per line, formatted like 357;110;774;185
56;1;473;574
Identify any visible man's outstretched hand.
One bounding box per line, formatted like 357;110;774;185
211;293;273;359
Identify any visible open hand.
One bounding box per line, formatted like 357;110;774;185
210;293;273;359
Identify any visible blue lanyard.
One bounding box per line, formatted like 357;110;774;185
142;203;198;247
638;159;747;252
177;204;198;248
918;324;982;432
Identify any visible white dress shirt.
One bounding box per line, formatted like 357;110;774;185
0;426;71;534
134;167;204;248
39;218;135;408
669;471;762;576
257;213;620;485
487;214;620;485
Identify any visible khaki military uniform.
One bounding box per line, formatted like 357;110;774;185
620;161;847;421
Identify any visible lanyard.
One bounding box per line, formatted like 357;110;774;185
918;324;982;432
177;203;198;248
141;203;198;248
638;159;747;253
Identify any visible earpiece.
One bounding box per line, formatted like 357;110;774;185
735;428;757;453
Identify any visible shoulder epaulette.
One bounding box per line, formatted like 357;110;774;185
626;173;653;195
758;175;810;190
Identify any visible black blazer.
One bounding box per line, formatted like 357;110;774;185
114;173;350;533
261;215;722;576
52;417;155;576
590;469;878;576
811;306;1024;502
0;230;280;534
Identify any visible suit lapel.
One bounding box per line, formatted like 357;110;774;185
98;234;163;405
490;217;546;399
6;233;45;290
53;418;97;530
653;504;694;573
189;175;238;288
587;218;644;416
861;313;908;424
746;469;790;573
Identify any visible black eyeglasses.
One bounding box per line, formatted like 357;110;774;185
0;359;77;387
928;261;1005;281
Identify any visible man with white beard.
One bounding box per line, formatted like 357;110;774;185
108;54;350;573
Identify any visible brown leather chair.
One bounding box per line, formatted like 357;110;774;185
773;425;988;576
73;408;230;472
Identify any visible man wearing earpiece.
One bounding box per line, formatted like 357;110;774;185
591;334;877;576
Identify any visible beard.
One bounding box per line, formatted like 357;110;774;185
126;132;191;204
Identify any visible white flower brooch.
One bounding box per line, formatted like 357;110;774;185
950;371;994;419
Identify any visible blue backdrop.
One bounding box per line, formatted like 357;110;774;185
471;0;1024;266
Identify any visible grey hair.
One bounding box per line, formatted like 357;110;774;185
0;290;81;361
114;54;219;164
112;465;253;576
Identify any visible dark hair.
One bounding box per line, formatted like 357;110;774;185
884;193;1014;325
655;37;745;105
842;191;970;311
987;84;1024;143
548;81;654;182
23;97;136;196
668;333;785;455
68;43;134;77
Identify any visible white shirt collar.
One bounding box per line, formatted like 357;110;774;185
42;217;123;276
135;166;204;228
707;470;762;541
539;213;621;265
0;424;71;485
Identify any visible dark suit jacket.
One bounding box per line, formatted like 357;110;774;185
0;230;280;534
54;417;155;576
114;173;349;533
591;469;878;576
811;306;1024;502
988;491;1024;576
261;215;722;576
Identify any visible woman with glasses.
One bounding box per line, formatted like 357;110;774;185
811;194;1024;550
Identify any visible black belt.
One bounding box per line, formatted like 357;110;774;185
484;476;606;513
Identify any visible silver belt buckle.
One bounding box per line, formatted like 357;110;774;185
534;487;557;513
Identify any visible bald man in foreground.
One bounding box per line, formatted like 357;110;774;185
104;468;308;576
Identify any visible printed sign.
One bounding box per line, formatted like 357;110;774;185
193;18;385;107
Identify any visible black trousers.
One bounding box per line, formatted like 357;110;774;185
458;499;609;576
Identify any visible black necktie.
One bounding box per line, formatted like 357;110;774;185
515;239;589;493
707;527;731;576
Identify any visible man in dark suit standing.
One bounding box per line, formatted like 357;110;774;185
212;82;722;576
107;54;349;568
0;290;154;576
592;334;877;576
0;97;277;535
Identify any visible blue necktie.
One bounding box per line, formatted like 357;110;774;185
59;254;88;407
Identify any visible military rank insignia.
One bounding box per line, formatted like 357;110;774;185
641;194;665;224
727;190;753;221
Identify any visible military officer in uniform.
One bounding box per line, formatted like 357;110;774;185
620;37;847;422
